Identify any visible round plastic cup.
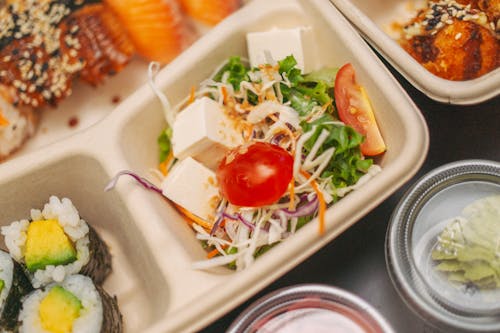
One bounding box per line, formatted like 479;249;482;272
226;284;395;333
386;159;500;332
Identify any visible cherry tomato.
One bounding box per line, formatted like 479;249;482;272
334;63;386;156
216;142;293;207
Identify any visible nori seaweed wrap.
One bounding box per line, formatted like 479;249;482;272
0;249;33;332
1;196;112;288
17;274;123;333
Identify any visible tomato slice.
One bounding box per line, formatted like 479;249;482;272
334;63;386;156
216;142;294;207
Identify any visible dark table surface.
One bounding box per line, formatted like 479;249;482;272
201;60;500;333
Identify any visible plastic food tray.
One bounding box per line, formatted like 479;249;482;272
329;0;500;105
0;0;429;332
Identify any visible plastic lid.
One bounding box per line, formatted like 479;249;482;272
387;160;500;332
226;284;394;333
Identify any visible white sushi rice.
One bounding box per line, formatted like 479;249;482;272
0;92;37;160
18;275;103;333
0;251;13;312
1;196;90;288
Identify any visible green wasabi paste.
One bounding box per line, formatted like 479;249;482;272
432;195;500;289
0;279;4;294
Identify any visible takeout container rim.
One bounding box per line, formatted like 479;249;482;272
386;159;500;332
329;0;500;105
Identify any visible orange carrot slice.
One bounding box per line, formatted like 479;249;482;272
206;244;228;259
103;0;195;63
188;86;196;105
173;203;213;230
206;248;220;259
288;179;295;210
0;110;9;126
300;170;326;235
159;151;174;176
179;0;241;26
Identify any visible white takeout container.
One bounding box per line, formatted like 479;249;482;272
329;0;500;105
0;0;429;332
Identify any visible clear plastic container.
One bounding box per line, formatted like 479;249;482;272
227;284;395;333
386;160;500;332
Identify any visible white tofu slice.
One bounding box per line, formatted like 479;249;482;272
161;157;220;223
172;97;243;169
246;26;317;73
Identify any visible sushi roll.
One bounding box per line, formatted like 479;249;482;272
0;250;33;332
0;86;37;161
17;274;122;333
1;196;111;288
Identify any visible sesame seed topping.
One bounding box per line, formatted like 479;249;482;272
402;0;497;39
0;0;91;107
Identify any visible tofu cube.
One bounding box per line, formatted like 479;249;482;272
246;27;317;73
172;97;243;169
161;157;220;222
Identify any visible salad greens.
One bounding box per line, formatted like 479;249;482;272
213;56;250;91
302;115;372;193
151;55;381;270
210;55;373;198
161;55;373;191
157;127;172;163
279;56;335;116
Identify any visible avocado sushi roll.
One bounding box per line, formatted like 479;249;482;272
1;196;111;288
0;250;33;332
17;274;122;333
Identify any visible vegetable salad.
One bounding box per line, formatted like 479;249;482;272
154;55;385;270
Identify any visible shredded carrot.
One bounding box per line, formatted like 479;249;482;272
158;161;168;176
220;86;228;104
288;179;295;210
206;244;228;259
245;124;254;141
158;151;174;176
207;248;220;259
300;170;326;235
188;86;196;105
173;203;213;230
322;100;332;111
0;110;9;126
269;114;297;154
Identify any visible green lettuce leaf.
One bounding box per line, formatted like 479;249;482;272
213;56;249;90
278;56;337;116
157;127;173;163
301;114;372;192
278;55;304;87
304;67;338;87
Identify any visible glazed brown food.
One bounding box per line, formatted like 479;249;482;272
0;0;135;161
456;0;500;24
398;0;499;81
64;4;135;86
0;0;134;108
